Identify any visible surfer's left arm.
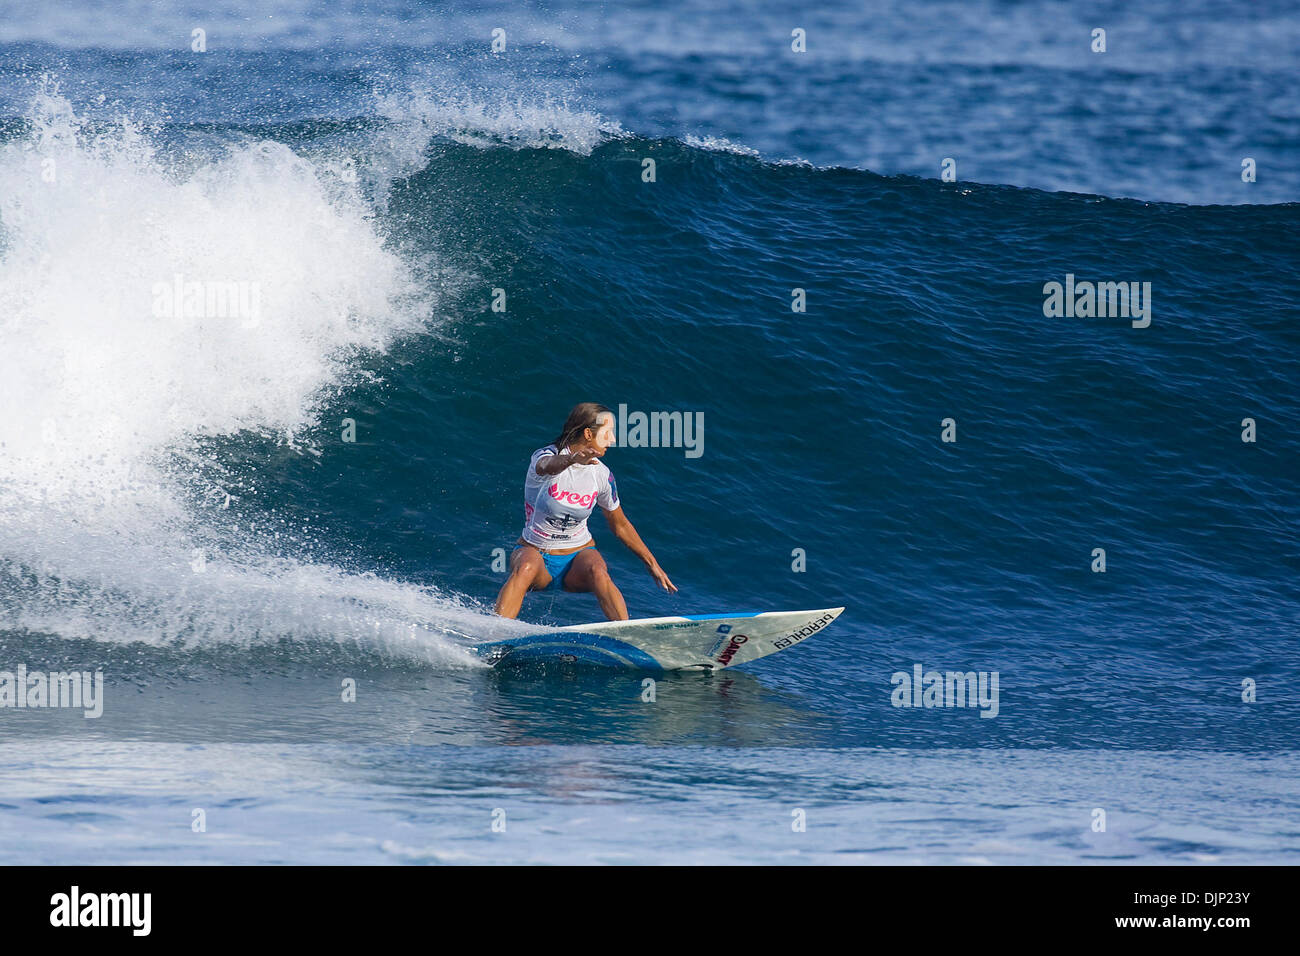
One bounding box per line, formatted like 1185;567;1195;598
603;506;677;593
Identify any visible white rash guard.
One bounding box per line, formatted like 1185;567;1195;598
521;444;620;549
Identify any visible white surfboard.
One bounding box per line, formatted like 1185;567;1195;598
472;607;845;671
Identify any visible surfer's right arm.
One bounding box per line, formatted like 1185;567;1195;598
534;449;599;476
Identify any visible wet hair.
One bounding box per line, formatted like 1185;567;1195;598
553;403;613;450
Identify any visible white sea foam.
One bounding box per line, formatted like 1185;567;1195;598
681;134;760;158
0;88;518;661
375;85;624;158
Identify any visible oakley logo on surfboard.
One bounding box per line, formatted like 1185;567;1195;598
715;634;748;665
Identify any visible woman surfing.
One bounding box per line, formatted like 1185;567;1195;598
494;402;677;621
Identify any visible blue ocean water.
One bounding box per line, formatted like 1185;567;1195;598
0;0;1297;864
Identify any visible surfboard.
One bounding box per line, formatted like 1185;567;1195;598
471;607;845;671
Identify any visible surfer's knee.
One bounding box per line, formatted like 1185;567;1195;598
559;550;603;591
508;548;550;588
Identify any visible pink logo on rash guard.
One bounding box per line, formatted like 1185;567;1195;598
548;484;597;508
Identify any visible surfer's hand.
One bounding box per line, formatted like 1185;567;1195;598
649;562;677;593
570;448;600;466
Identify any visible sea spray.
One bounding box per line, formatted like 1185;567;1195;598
0;91;504;662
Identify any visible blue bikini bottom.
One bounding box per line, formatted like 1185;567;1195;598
539;546;595;589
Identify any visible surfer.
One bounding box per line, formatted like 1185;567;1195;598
494;402;677;621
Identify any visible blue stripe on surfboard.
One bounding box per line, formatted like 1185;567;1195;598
473;631;665;670
680;611;763;621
